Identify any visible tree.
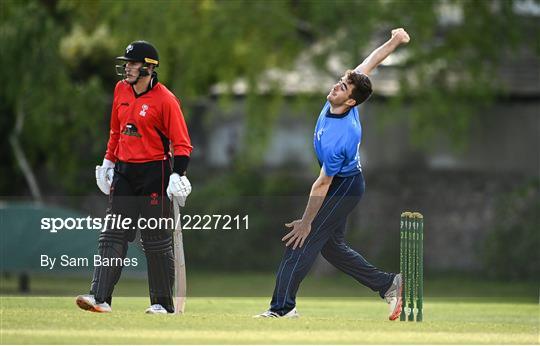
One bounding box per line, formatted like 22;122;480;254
1;1;110;195
2;0;538;195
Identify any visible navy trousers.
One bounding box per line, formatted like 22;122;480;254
270;173;394;315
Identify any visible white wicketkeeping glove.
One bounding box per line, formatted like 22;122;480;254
167;173;192;207
95;158;115;195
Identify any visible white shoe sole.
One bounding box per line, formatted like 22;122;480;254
253;309;299;319
145;310;169;314
75;296;111;313
389;278;403;321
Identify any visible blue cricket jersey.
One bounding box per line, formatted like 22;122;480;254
313;101;362;177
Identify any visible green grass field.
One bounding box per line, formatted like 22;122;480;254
1;274;539;344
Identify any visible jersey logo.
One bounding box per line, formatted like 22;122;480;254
355;143;362;171
316;128;324;141
150;192;159;206
139;104;148;117
121;123;142;138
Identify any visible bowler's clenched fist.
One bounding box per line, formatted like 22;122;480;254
391;28;410;45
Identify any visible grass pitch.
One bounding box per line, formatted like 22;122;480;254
1;274;538;344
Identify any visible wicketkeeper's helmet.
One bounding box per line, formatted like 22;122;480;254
116;41;159;81
117;41;159;66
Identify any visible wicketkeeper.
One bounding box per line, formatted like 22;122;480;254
76;41;192;314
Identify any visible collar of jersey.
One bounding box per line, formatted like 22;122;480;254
326;107;351;119
132;72;159;98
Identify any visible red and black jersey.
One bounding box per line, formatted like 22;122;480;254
105;79;192;165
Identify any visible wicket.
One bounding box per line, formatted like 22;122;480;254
399;211;423;322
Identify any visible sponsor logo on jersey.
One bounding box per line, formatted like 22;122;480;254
139;104;148;117
316;128;324;141
121;123;142;138
150;192;159;205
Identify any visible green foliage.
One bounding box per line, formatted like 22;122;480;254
2;0;539;194
483;179;540;280
1;0;108;194
386;0;536;150
63;0;304;98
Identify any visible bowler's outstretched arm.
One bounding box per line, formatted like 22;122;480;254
355;28;410;76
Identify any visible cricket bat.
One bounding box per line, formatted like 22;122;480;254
172;198;187;314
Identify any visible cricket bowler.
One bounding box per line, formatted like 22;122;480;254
76;41;192;314
255;28;410;319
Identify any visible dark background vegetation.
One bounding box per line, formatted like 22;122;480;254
1;0;539;281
